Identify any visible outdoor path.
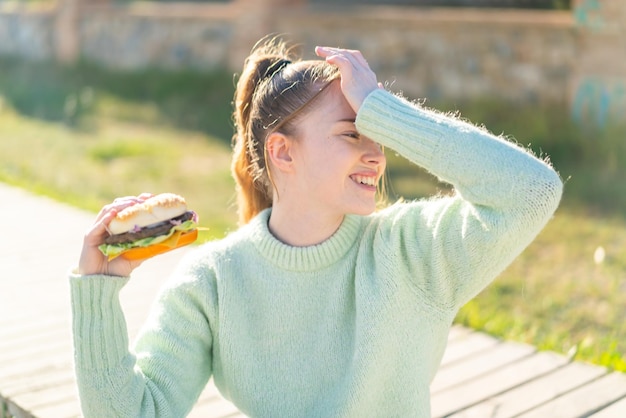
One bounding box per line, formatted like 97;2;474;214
1;182;625;418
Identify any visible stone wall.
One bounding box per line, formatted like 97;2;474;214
570;0;626;126
77;5;235;71
0;6;55;60
1;1;622;123
266;7;576;103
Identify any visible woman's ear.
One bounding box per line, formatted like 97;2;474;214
266;132;294;173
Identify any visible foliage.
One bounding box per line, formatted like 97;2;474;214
0;57;235;143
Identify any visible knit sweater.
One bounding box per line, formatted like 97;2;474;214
70;89;563;417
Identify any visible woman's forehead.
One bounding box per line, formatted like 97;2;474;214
320;82;357;119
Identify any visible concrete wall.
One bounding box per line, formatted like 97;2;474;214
0;0;622;124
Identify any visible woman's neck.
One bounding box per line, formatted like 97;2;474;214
267;203;345;247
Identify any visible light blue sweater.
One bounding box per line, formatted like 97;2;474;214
70;89;563;417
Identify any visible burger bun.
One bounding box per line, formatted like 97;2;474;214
109;193;188;235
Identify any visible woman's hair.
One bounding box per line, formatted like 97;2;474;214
231;36;340;225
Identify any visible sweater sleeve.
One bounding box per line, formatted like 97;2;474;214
356;89;563;313
70;251;215;417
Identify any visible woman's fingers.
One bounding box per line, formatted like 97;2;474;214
79;193;153;276
86;208;117;244
316;47;371;75
94;194;153;224
315;46;380;112
94;192;153;231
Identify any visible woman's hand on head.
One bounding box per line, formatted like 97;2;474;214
78;193;153;277
315;46;382;113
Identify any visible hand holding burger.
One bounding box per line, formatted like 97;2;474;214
78;193;198;277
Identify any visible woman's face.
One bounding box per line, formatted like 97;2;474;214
286;81;386;219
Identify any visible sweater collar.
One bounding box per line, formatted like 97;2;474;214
248;208;362;272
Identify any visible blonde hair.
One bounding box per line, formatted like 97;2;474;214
231;36;340;225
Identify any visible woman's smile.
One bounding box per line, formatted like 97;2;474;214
350;173;379;190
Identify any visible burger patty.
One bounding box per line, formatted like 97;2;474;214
104;211;194;245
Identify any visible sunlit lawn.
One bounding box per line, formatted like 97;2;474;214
1;57;625;371
457;209;626;371
0;105;236;241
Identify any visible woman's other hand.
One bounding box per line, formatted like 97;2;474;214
315;46;382;113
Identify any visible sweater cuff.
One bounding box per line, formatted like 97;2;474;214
356;89;443;169
70;272;131;370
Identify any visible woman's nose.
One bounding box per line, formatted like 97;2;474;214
363;138;386;167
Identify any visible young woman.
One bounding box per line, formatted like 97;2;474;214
72;38;563;417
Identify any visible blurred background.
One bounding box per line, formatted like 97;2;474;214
0;0;624;372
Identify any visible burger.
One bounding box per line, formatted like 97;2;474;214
99;193;199;261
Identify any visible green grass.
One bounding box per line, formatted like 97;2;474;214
0;57;237;241
1;56;625;371
456;209;626;371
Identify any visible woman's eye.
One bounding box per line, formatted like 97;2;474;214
344;132;361;140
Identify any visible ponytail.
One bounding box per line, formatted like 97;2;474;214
231;36;339;225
